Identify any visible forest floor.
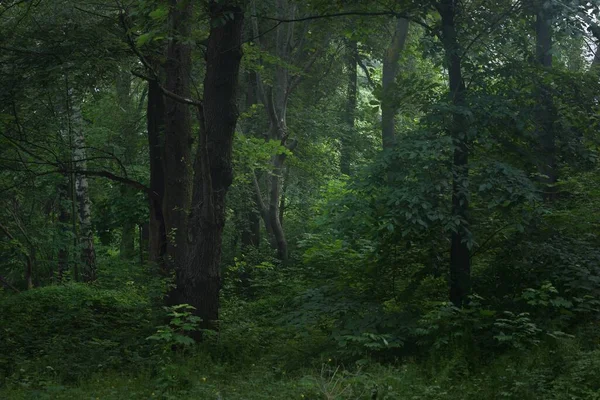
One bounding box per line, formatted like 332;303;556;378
2;343;598;400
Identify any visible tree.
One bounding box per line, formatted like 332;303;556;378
381;18;409;150
70;91;96;282
130;0;244;328
340;39;358;175
436;0;470;307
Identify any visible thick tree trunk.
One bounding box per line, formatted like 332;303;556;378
162;0;193;275
340;39;358;175
534;3;557;200
170;0;243;330
147;79;167;267
438;0;471;307
71;95;96;282
381;18;409;150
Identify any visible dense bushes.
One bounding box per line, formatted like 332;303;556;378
0;283;154;384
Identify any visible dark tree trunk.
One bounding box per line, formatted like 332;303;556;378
162;0;193;276
241;209;261;249
171;0;244;330
340;39;358;175
140;223;148;265
534;3;557;200
147;79;167;268
57;180;71;280
381;18;409;151
120;204;136;259
438;0;471;307
116;71;136;259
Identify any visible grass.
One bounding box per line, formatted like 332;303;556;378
3;344;600;400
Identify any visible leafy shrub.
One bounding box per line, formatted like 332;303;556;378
147;304;201;351
0;283;154;384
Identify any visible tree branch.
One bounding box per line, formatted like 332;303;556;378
255;11;433;32
131;70;203;107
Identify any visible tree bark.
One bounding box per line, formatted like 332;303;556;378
381;18;409;150
57;179;71;280
438;0;471;307
170;0;244;330
71;92;96;282
340;39;358;175
269;153;288;260
162;0;193;274
147;79;167;268
116;70;136;259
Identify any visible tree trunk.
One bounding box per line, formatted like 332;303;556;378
340;39;358;175
534;2;557;200
71;93;96;282
269;154;288;260
162;0;193;275
116;71;136;259
381;18;409;150
147;79;167;268
241;208;261;249
57;180;71;280
438;0;471;307
170;0;244;330
241;72;261;249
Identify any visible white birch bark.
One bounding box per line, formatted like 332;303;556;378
70;91;96;281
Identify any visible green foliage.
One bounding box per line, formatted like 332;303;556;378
0;284;153;384
147;304;201;350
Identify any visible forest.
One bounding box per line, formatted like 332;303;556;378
0;0;599;398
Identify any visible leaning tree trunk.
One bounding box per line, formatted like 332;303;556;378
438;0;471;307
175;0;244;331
71;93;96;282
251;0;312;261
534;2;557;200
241;72;261;249
381;18;409;151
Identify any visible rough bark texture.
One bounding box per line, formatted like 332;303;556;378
340;39;358;175
147;79;167;267
438;0;471;307
381;18;409;150
162;0;193;274
534;3;557;200
169;0;244;330
71;94;96;282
